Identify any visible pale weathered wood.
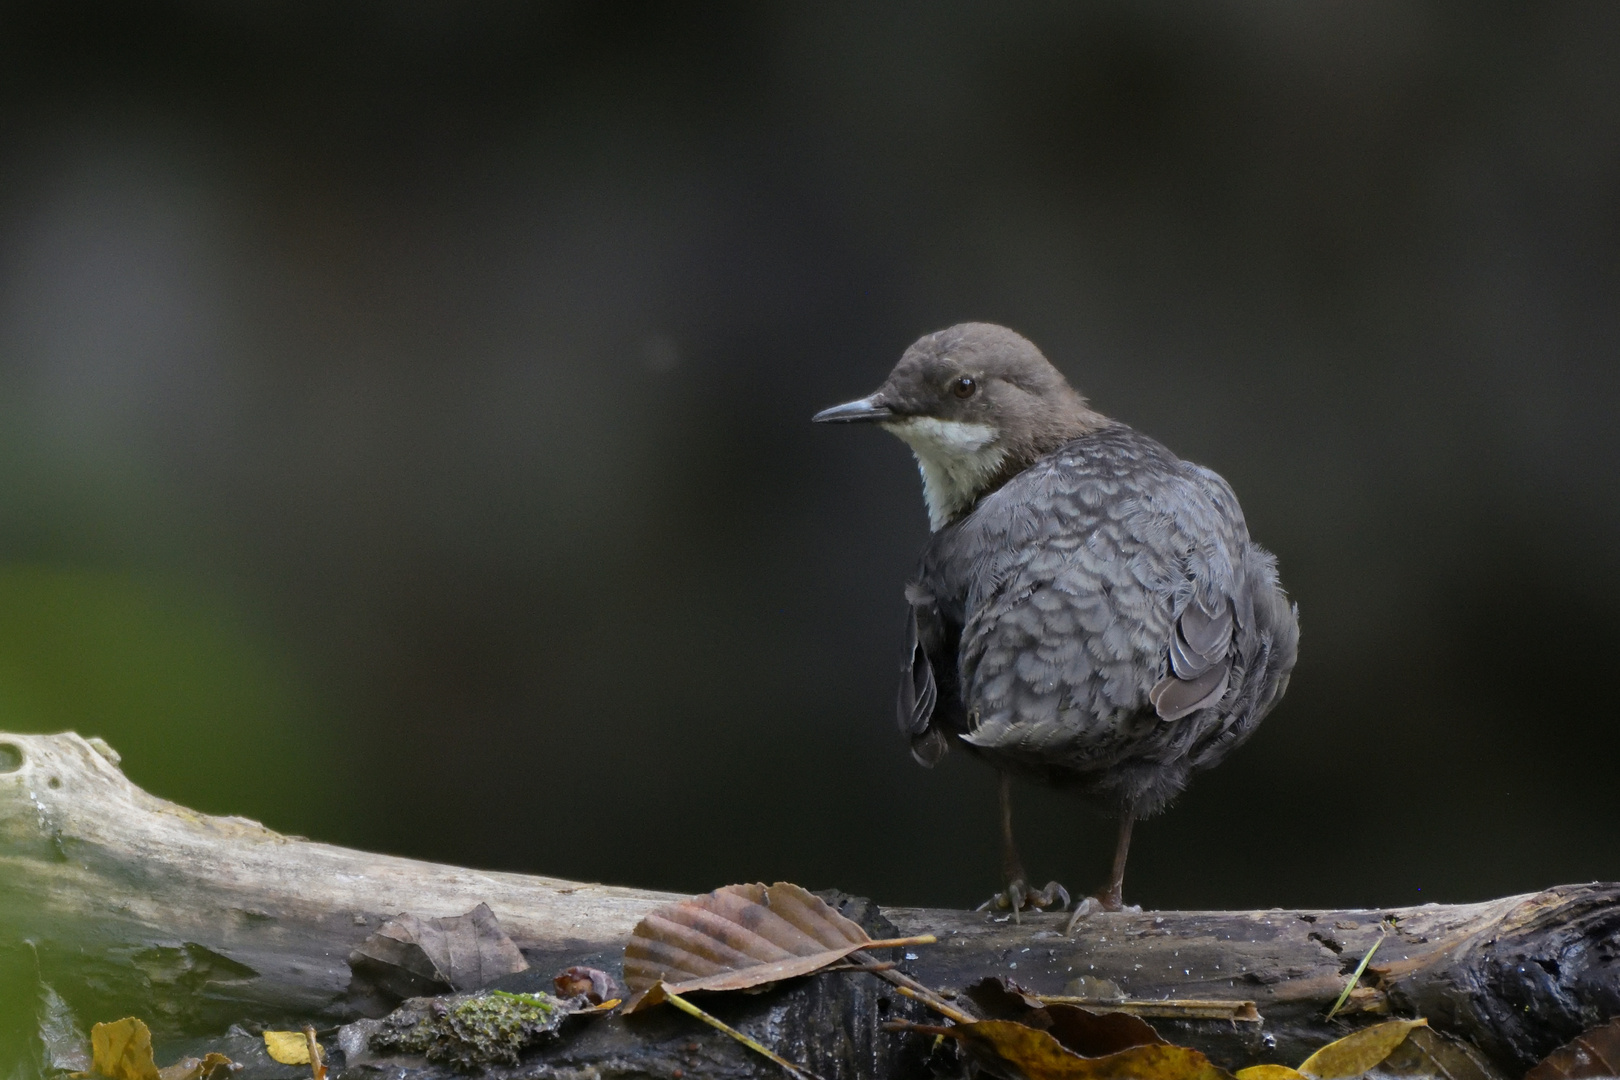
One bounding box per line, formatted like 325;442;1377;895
3;731;1617;1078
0;731;680;1032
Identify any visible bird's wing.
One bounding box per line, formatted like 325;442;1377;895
896;587;961;767
898;602;938;736
938;436;1247;772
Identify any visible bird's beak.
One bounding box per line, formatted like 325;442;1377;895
811;394;894;424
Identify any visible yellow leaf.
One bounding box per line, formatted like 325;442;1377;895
1297;1018;1427;1080
952;1021;1234;1079
262;1032;310;1066
1236;1067;1308;1080
90;1019;160;1080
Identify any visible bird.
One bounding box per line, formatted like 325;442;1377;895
813;323;1298;925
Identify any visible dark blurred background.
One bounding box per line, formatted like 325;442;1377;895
0;1;1616;914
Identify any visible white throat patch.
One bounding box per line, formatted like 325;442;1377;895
883;416;1007;530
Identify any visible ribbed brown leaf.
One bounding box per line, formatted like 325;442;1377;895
622;882;871;1013
1524;1019;1620;1080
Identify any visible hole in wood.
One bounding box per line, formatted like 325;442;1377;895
0;743;21;773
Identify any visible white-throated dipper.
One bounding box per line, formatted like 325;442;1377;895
814;323;1298;925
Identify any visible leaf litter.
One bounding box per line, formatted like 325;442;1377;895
1235;1019;1456;1080
1524;1018;1620;1080
74;1018;239;1080
55;881;1526;1080
620;888;1479;1080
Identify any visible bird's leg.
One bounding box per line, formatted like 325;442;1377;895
976;773;1070;921
997;772;1030;920
1097;807;1135;910
1065;802;1138;933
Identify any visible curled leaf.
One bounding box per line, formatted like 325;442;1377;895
196;1054;239;1080
90;1019;159;1080
1525;1018;1620;1080
554;965;620;1004
1235;1068;1307;1080
262;1032;310;1066
623;882;887;1013
1297;1018;1427;1080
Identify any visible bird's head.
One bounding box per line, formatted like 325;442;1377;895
814;323;1107;529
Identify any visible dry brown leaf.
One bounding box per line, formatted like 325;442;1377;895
347;902;529;1004
90;1019;160;1080
1044;1004;1166;1058
963;975;1049;1019
622;882;873;1013
960;976;1165;1058
1366;1026;1505;1080
1297;1019;1427;1080
262;1032;310;1066
949;1020;1233;1080
1235;1067;1308;1080
1524;1018;1620;1080
196;1053;238;1080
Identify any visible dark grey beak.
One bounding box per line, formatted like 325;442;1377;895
812;394;893;424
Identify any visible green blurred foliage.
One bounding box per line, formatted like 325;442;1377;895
0;565;342;830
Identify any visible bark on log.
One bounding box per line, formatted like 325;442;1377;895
2;731;1616;1079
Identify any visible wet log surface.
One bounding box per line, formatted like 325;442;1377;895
3;731;1617;1079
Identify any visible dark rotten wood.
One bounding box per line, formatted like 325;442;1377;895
2;732;1616;1078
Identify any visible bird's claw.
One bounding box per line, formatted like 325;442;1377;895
1063;893;1143;934
976;879;1072;923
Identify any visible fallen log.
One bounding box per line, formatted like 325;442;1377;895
1;731;1616;1078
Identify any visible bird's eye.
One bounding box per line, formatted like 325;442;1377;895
952;376;977;399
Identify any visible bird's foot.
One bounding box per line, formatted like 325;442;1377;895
976;879;1071;924
1062;890;1142;934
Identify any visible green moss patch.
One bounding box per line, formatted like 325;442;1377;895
370;990;570;1071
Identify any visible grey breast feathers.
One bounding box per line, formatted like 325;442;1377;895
901;426;1269;777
